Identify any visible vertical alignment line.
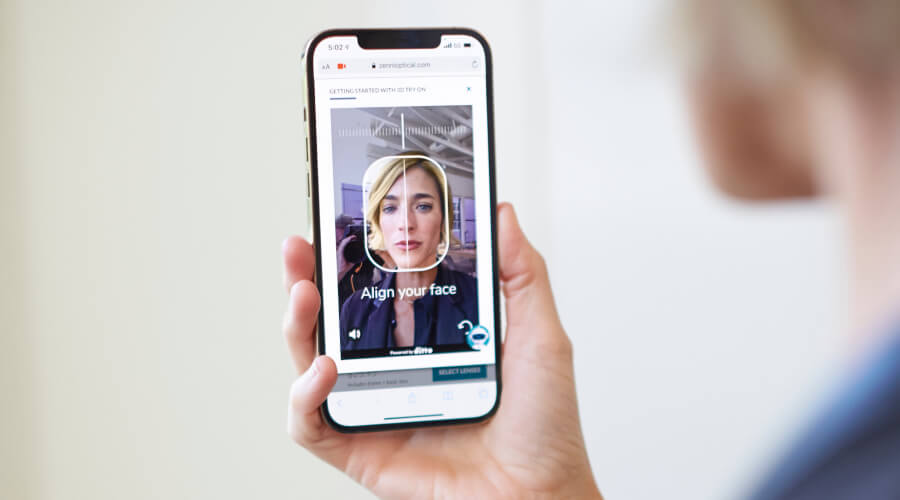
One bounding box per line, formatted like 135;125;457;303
400;113;409;266
403;159;409;265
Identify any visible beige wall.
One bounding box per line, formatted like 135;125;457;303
2;2;34;496
2;1;547;499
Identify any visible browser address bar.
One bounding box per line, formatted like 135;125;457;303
315;57;483;77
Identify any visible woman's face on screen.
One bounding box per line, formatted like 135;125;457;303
379;167;443;270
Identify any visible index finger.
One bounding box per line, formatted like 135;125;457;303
283;236;316;293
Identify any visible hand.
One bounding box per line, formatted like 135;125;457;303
282;203;602;499
336;235;356;278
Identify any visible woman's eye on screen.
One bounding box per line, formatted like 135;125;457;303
382;204;397;215
415;203;433;213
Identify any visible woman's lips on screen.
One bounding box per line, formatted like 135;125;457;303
394;239;422;251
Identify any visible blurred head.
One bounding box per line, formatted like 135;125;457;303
365;154;452;270
677;0;900;200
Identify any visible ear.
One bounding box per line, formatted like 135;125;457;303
688;74;820;200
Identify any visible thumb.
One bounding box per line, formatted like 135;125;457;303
497;203;565;337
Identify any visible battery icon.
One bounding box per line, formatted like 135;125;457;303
337;63;346;70
463;42;471;47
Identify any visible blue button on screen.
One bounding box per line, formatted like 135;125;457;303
432;365;487;382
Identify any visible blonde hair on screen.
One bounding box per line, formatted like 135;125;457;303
365;153;454;254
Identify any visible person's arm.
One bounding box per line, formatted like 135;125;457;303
336;235;356;279
282;203;603;500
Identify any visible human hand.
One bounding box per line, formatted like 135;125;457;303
283;203;602;499
336;234;356;278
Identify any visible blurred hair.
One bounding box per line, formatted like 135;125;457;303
675;0;900;79
365;153;453;253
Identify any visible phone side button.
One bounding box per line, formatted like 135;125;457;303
305;137;309;162
307;196;314;241
306;172;311;198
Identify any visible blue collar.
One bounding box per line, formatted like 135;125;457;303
748;328;900;499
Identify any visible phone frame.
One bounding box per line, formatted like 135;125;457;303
301;28;502;433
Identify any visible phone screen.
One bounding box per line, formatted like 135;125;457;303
304;30;500;430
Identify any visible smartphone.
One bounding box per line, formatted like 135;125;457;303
301;28;501;432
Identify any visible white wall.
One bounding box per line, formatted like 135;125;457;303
1;1;847;499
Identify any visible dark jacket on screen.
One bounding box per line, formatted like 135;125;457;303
339;263;478;352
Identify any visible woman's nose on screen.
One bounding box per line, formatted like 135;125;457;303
398;207;416;234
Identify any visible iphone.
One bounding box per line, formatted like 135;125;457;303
301;28;501;431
